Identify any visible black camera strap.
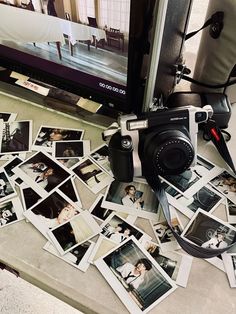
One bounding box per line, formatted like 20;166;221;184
204;119;236;174
144;171;236;259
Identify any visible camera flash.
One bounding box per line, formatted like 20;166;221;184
127;119;148;130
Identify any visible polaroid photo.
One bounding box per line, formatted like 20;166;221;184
52;140;90;159
161;159;222;198
0;197;24;228
24;189;82;239
164;181;225;219
88;235;118;264
204;254;226;272
100;212;151;245
0;112;17;122
210;170;236;204
196;154;222;173
102;179;159;220
71;157;114;194
2;156;23;184
48;210;101;255
0;120;32;154
43;240;95;272
95;236;177;314
142;239;193;287
89;144;112;175
89;194;136;224
32;125;84;153
0;169;17;202
226;199;236;224
181;209;236;252
151;206;183;252
58;176;82;207
20;185;42;211
13;151;73;197
222;253;236;288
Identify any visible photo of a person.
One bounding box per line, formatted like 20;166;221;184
33;126;83;151
53;140;90;159
116;258;152;290
16;151;72;194
96;237;176;313
0;170;16;201
211;171;236;203
122;185;143;209
0;198;23;227
0;121;31;153
106;223;131;243
201;231;228;249
103;179;159;219
90;144;111;173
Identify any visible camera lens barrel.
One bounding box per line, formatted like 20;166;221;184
141;127;195;175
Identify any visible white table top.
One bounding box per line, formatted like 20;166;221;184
0;89;236;314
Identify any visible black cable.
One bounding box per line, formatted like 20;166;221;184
182;74;236;89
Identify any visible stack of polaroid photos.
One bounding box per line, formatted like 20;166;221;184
1;112;236;313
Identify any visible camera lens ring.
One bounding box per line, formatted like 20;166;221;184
141;128;195;175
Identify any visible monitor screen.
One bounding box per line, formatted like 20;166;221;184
0;0;156;114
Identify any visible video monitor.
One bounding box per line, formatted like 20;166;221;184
0;0;157;115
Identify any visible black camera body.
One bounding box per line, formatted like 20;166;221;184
108;105;213;182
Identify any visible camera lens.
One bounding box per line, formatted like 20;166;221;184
141;127;194;175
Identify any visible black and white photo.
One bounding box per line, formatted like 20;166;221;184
48;210;101;255
222;253;236;288
52;140;90;159
182;209;236;249
14;151;73;197
95;237;177;314
71;157;113;194
0;169;17;202
0;197;24;228
102;179;159;220
226;199;236;224
0;112;17;122
24;190;81;239
100;212;151;244
90;144;111;174
210;170;236;204
0;120;32;154
32;125;84;152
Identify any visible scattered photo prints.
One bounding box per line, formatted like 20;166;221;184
71;157;113;194
142;239;193;287
14;151;73;197
100;212;151;244
0;197;24;228
164;181;225;219
48;210;101;255
181;209;236;250
32;125;84;153
90;144;111;174
151;206;183;252
0;112;17;122
102;179;159;220
95;236;177;314
52;140;90;159
0;169;17;202
222;253;236;288
43;240;95;272
161;157;222;198
210;170;236;204
0;120;32;154
24;190;81;239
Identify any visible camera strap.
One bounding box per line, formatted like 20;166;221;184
144;170;236;259
204;118;236;174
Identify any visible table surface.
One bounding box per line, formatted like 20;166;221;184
0;90;236;314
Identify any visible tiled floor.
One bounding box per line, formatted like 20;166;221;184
0;1;209;314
